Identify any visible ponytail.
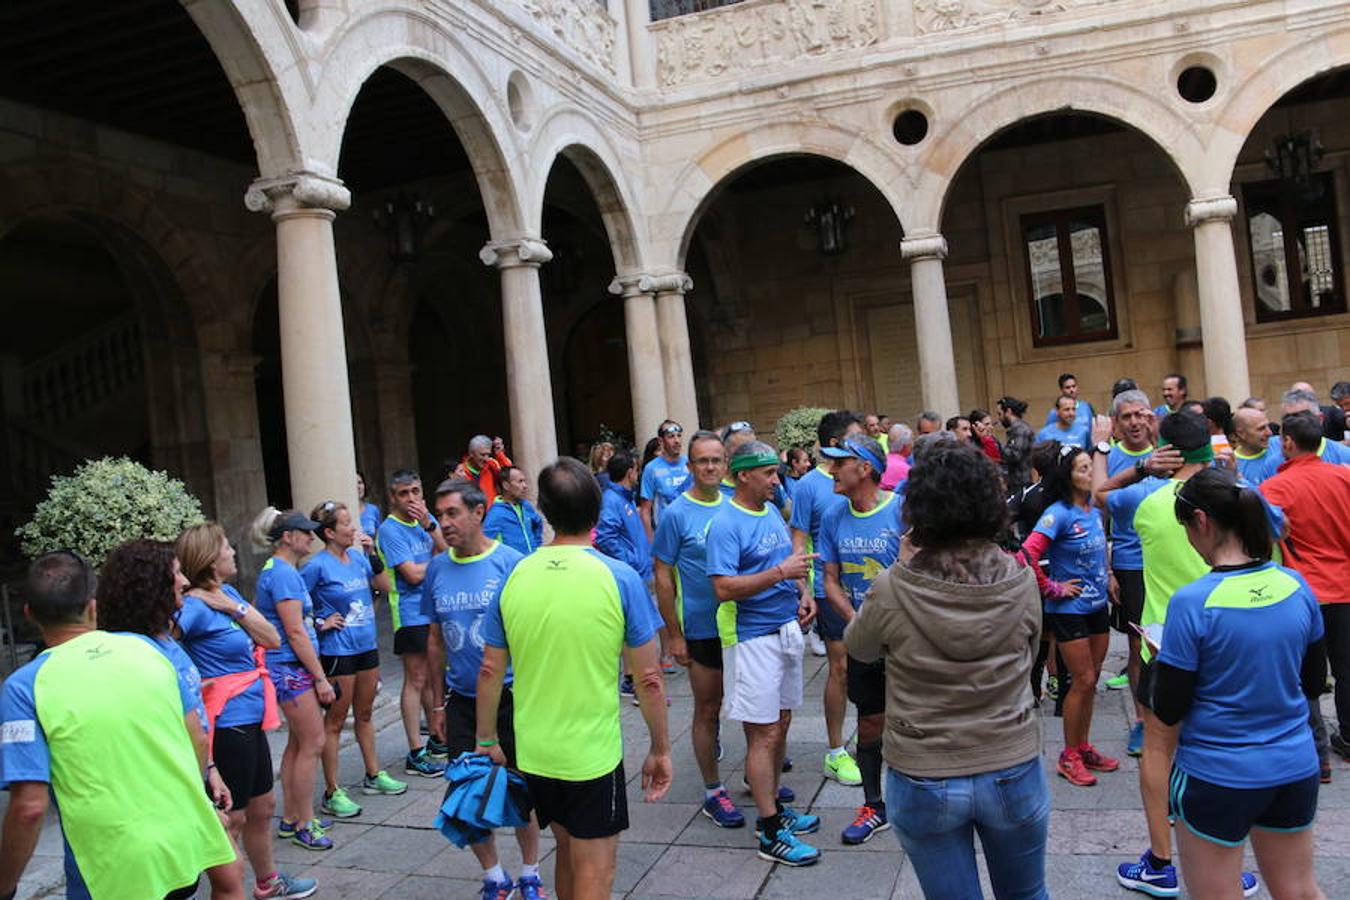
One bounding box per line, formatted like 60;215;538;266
1175;468;1272;561
249;506;282;553
1233;488;1273;562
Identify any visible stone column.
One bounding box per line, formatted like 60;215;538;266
480;238;559;478
646;272;699;431
900;233;961;418
245;172;359;515
610;274;668;443
623;0;655;89
1185;196;1251;403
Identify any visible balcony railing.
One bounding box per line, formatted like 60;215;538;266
650;0;745;22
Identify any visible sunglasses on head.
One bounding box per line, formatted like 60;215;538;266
660;425;683;436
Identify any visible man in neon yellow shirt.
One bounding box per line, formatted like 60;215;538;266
476;457;671;899
0;551;238;900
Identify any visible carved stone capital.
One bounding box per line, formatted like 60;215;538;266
245;172;351;214
608;273;646;299
638;272;694;295
479;238;553;269
900;233;949;262
1185;195;1238;228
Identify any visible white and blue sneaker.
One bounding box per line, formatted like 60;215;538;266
479;875;514;900
778;805;820;835
757;825;821;866
1241;871;1260;897
1117;850;1178;897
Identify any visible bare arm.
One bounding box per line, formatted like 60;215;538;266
653;558;685;648
638;500;655;542
623;638;672;802
790;526;809;556
274;600;333;704
0;781;48;896
370;569;393;595
426;623;447;741
822;562;853;624
475;646;510;762
712;552;816;602
188;590;280;650
842;589;884;663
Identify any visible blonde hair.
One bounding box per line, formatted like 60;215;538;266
249;506;284;553
176;522;228;589
588;441;614;474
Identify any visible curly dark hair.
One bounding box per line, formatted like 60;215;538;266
96;538;177;636
904;441;1008;547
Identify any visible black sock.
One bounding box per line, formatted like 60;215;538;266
758;813;783;838
857;740;884;807
1146;851;1171;870
775;798;785;815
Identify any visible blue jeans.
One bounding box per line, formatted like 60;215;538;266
887;758;1050;900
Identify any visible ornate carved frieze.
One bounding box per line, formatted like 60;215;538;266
913;0;1148;35
652;0;881;88
514;0;617;75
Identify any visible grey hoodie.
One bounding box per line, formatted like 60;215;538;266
843;541;1042;778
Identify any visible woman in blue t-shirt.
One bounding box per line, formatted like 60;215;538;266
251;506;334;851
1020;444;1119;788
356;470;382;538
303;501;403;820
1153;468;1327;900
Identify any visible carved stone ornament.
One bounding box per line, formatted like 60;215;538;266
638;272;695;294
513;0;617;76
244;172;351;214
1184;195;1238;228
480;237;554;268
913;0;1152;35
652;0;881;88
900;233;949;261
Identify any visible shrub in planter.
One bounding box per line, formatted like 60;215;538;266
16;456;206;567
774;407;830;451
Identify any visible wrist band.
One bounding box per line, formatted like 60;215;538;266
477;738;498;747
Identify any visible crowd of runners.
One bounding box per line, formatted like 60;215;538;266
0;373;1347;900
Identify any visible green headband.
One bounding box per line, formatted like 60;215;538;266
1165;442;1215;464
730;451;780;473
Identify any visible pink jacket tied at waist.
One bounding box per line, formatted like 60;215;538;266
200;645;281;755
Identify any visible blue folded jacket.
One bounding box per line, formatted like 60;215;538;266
435;752;533;848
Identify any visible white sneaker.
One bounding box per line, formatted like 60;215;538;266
807;629;828;657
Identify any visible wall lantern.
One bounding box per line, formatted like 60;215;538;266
1265;131;1324;194
372;193;435;262
805;200;855;256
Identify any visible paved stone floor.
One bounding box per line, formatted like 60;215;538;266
10;628;1350;898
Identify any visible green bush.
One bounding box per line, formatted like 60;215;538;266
774;407;830;451
16;456;206;567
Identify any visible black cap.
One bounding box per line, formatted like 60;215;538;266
268;510;321;542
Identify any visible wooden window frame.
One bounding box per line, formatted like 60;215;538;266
1241;173;1347;324
1020;205;1119;347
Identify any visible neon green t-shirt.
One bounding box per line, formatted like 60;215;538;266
1133;479;1209;660
484;545;657;781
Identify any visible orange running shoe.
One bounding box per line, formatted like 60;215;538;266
1057;748;1097;786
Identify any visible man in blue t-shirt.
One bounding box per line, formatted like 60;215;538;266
789;409;864;787
1043;373;1095;438
706;440;820;866
652;430;743;828
818;436;903;845
483;466;545;555
422;478;545;900
376;468;449;776
640;420;690;538
1233;407;1282;485
1039;394;1089;448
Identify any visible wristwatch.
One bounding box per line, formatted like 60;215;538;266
1134;458;1149;479
232;602;249;621
1094;441;1112;456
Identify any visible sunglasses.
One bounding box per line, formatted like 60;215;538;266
728;420;752;433
660;425;683;436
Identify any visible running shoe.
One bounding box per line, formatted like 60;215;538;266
479;875;514;900
739;777;795;804
781;755;793;772
779;805;820;835
619;675;636;697
1080;743;1120;772
1241;871;1259;897
1106;672;1130;690
425;737;450;760
1116;850;1179;897
291;820;333;851
1331;732;1350;761
362;770;409;795
254;872;318;899
661;656;678;675
823;750;862;785
405;747;447;778
1127;720;1145;757
516;874;548;900
757;825;821;866
701;790;746;828
276;817;332;838
841;804;889;845
320;787;362;818
1056;748;1097;787
807;629;828;658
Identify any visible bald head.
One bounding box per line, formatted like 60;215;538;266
1290;381;1315;395
1232;407;1271;454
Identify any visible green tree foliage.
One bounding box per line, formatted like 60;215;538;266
774;407;830;451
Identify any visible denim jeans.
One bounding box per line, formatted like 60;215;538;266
887;757;1051;900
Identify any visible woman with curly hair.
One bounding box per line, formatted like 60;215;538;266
176;523;318;900
250;507;334;852
589;440;615;489
1021;444;1119;787
302;500;403;821
844;440;1047;898
96;538;246;900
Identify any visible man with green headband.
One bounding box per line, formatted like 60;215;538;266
706;440;821;867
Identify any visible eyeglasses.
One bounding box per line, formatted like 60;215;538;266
690;456;724;467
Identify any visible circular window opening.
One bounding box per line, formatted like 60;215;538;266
1177;66;1217;104
893;109;929;146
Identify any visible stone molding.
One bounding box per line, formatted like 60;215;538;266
244;172;351;214
514;0;617;75
900;234;949;262
639;272;694;295
652;0;881;88
479;237;554;268
1185;195;1239;228
608;272;647;298
913;0;1163;36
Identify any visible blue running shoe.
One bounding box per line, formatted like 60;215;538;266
479;876;513;900
841;804;890;845
1241;871;1259;898
1117;850;1178;897
516;874;548;900
405;747;447;778
701;789;746;828
780;805;820;835
1127;720;1145;757
253;872;318;899
277;817;332;838
290;820;333;851
739;777;795;804
758;825;820;866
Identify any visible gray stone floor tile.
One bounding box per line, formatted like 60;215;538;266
630;846;772;897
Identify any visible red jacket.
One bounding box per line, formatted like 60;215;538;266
1260;454;1350;604
454;450;512;508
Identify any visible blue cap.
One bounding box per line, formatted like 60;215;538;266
820;437;886;473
